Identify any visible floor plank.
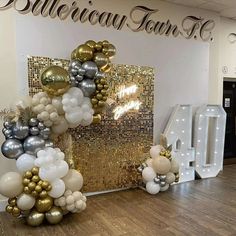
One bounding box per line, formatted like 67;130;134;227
0;165;235;236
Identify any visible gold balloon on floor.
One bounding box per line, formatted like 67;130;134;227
40;65;70;96
27;210;45;227
35;196;53;213
45;206;63;224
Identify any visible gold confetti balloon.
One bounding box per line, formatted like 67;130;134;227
35;196;53;213
45;206;63;225
27;210;45;227
40;65;70;96
75;44;94;62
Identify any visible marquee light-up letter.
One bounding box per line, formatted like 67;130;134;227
193;105;226;178
164;105;195;183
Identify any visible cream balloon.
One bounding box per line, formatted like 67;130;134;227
142;167;156;182
150;145;162;158
62;169;83;191
170;159;179;173
166;172;176;184
51;116;69;134
17;194;36;211
160;184;170;192
0;172;23;198
145;158;153;167
152;156;171;175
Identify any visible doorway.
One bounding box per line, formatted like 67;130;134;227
223;80;236;162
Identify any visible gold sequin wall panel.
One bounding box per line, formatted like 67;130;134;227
28;56;154;192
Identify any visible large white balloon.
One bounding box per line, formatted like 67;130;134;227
39;165;57;182
16;154;36;173
56;160;69;179
17;193;35;210
0;172;23;198
150;145;162;159
49;179;65;198
146;181;160;195
51;116;69;135
142;167;156;182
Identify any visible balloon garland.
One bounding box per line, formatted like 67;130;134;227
0;40;116;226
138;135;180;194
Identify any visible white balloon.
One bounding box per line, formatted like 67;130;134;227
17;193;35;210
146;181;160;195
49;179;65;198
16;154;36;173
150;145;162;159
39;165;57;181
65;110;83;124
142;167;156;182
56;160;69;179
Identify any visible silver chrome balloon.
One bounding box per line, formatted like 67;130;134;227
2;129;12;139
23;136;45;155
154;177;160;184
12;121;29;140
1;139;24;159
160;175;166;181
137;166;143;173
29;118;39;127
70;68;79;76
45;140;54;148
69;60;81;69
30;127;40;136
160;181;166;187
78;67;86;76
38;122;45;130
94;71;105;80
78;79;96;97
82;61;98;79
75;74;84;82
3;121;14;129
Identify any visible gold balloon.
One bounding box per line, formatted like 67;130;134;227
41;181;49;189
102;40;110;47
75;44;93;62
24;186;31;194
96;93;103;100
27;210;45;227
92;114;102;124
39;190;48;199
23;178;30;186
103;96;108;101
32;175;40;183
46;185;52;192
28;182;36;191
24;171;32;179
31;191;39;198
105;44;116;58
8;198;16;206
91;98;98;105
38;180;43;186
31;167;39;175
97;84;103;90
98;101;106;107
85;40;96;51
71;49;77;60
103;84;109;89
45;206;63;225
12;207;20;216
95;41;103;51
101;89;107;96
35;185;42;193
100;78;107;85
100;63;111;73
93;53;109;68
35;196;53;213
40;66;70;96
6;205;13;213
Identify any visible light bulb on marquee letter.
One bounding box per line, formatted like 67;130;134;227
164;105;195;183
193;105;226;178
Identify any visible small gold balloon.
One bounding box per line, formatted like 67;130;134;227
93;53;109;68
41;181;49;189
40;65;70;96
100;63;111;73
35;185;42;193
32;191;39;198
75;44;94;62
96;93;103;100
102;40;110;47
103;96;108;101
103;84;109;89
23;178;30;186
32;175;40;183
38;180;43;186
27;210;45;227
31;167;39;175
39;190;48;199
97;84;103;90
28;182;36;191
46;185;52;192
91;98;98;105
98;101;106;107
100;78;107;85
6;205;13;213
95;78;101;84
101;89;107;96
8;198;16;207
92;114;102;124
95;42;103;51
24;186;31;194
12;207;20;215
71;49;77;60
45;206;63;225
85;40;96;50
24;171;32;179
105;44;116;58
35;196;53;213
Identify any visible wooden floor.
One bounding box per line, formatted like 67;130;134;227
0;165;236;236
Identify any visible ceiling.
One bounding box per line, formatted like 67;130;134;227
162;0;236;19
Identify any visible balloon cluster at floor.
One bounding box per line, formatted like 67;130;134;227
0;40;116;226
138;141;180;195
